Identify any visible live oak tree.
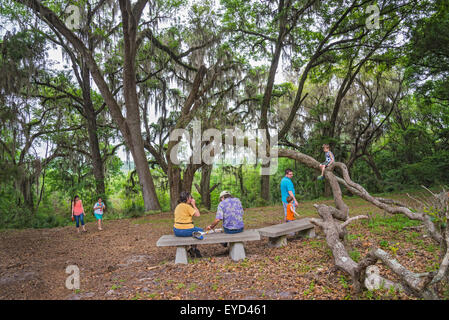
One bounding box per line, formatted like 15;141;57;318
0;30;76;212
275;146;449;299
221;0;319;201
31;70;123;197
288;68;405;185
13;0;163;210
220;0;419;200
405;0;449;107
137;1;257;210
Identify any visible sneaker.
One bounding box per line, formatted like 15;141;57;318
317;175;324;180
192;231;204;240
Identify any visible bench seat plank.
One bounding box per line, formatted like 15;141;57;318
156;229;261;247
257;218;314;238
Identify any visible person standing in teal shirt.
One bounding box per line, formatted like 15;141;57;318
94;197;106;231
280;169;299;222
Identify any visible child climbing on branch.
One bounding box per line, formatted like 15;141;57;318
318;144;334;180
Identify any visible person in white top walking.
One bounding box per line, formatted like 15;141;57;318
93;197;106;231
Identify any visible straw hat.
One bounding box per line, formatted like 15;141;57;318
219;190;231;199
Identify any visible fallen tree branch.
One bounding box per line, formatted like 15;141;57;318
340;215;369;229
430;207;449;285
375;197;409;208
309;217;325;228
333;174;443;244
276;148;448;298
364;265;403;291
312;204;372;292
366;248;439;299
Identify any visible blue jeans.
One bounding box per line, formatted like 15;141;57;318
173;227;204;237
282;202;288;218
223;227;244;234
74;214;85;228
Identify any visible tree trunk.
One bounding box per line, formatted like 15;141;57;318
128;131;161;211
121;0;161;211
81;61;106;196
200;164;213;210
182;165;196;195
124;81;161;210
324;179;332;197
311;204;367;292
258;0;288;204
364;154;382;181
168;164;182;212
19;175;34;212
260;167;271;202
238;165;245;196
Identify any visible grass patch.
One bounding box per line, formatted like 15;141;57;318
349;249;361;262
303;280;315;297
176;283;186;290
189;284;198;292
347;234;362;241
365;214;421;233
131;292;143;300
308;240;324;249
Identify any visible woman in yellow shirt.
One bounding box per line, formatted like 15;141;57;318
173;191;202;257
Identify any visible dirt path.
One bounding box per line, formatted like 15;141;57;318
0;202;435;300
0;214;173;299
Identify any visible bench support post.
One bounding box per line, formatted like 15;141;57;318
175;246;188;264
298;228;315;239
268;235;287;248
229;242;246;261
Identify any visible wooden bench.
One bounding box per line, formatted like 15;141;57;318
156;230;261;264
257;218;315;248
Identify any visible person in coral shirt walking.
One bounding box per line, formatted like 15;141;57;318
71;195;87;233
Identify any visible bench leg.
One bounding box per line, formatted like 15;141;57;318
229;242;246;261
268;235;287;248
298;227;316;239
175;246;188;264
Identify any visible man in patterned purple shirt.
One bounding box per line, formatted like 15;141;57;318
206;191;244;234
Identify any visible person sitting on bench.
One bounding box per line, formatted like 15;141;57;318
206;191;244;235
173;191;202;258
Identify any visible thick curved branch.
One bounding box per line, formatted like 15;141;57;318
340;215;369;229
309;217;325;228
313;204;365;292
366;248;438;299
139;29;198;72
430;207;449;285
